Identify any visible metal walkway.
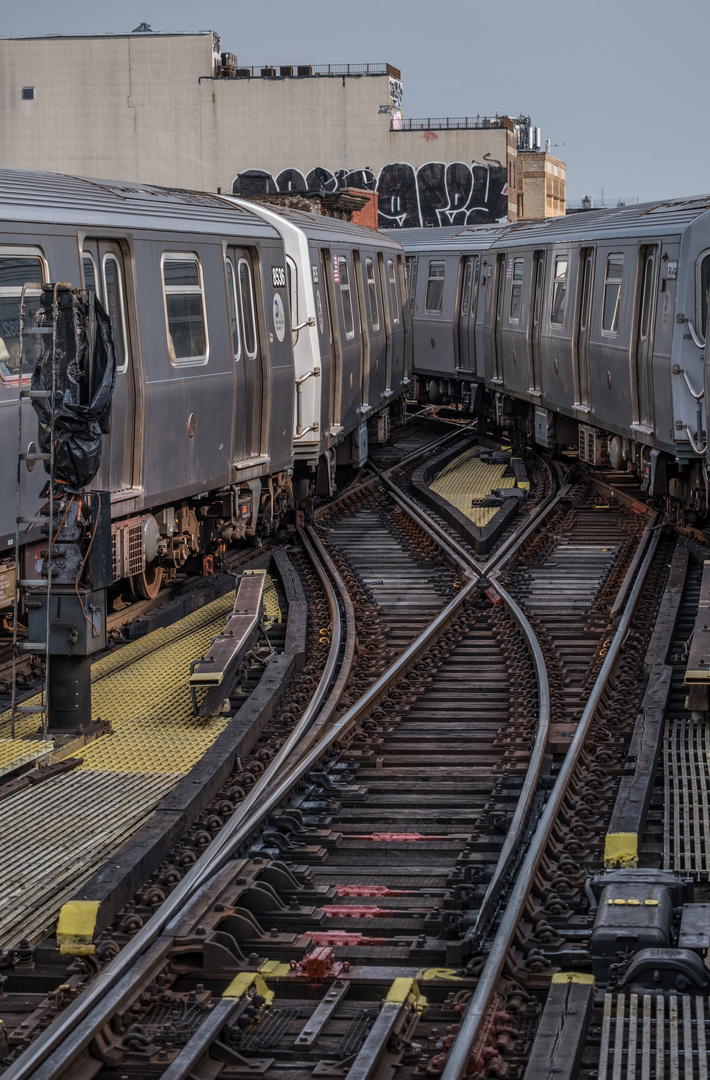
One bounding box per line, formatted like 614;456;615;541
429;445;515;527
0;588;251;948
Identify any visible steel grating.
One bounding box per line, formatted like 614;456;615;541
0;589;257;947
429;446;515;527
598;992;709;1079
0;769;176;948
663;716;710;878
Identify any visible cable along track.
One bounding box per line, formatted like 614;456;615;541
0;454;660;1080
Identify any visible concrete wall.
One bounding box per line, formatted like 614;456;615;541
0;34;217;188
0;33;531;227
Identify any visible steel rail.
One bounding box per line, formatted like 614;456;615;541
441;526;663;1080
10;444;557;1079
23;581;480;1080
369;462;555;950
3;527;352;1080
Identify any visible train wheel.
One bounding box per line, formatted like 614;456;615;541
130;562;163;600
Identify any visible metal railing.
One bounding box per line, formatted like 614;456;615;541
218;61;401;79
394;115;515;132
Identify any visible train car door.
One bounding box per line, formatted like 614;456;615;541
310;252;334;439
574;247;594;408
226;247;264;459
353;251;371;408
81;239;136;492
321;248;342;431
490;252;506;381
529;251;545;392
457;256;478;372
378;252;393;392
633;244;658;430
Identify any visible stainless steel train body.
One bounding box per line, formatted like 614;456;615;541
399;198;710;516
0;169;408;600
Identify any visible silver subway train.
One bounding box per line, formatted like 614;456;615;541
397;198;710;522
0;169;409;602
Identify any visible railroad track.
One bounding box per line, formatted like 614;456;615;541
0;427;685;1080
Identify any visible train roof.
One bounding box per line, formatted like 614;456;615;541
497;196;710;247
0;168;279;238
386;224;504;251
389;196;710;254
240;199;404;249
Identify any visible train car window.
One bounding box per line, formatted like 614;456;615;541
387;259;400;325
580;253;593;331
461;260;474;318
286;255;298;345
337;256;355;338
224;257;241;360
602;255;624;335
406;255;418;313
82;254;97;293
103;254;128;372
509;259;524;321
0;251;46;379
238;259;258;358
639;253;655;341
698;253;710;340
550;256;568;326
162;254;208;364
425;261;446;313
365;258;379;329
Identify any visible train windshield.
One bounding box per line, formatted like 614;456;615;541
0;255;45;379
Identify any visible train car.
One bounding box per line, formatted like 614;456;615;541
0;169;407;605
227;199;410;495
399;197;710;521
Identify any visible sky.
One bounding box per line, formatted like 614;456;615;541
3;0;708;206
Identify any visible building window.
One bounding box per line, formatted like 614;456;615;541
365;258;379;329
387;259;400;325
162;253;208;363
337;256;354;338
0;251;46;379
550;256;568;326
602;254;624;335
509;258;524;321
21;87;34;100
425;261;446;313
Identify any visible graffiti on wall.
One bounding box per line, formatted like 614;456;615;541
231;160;508;229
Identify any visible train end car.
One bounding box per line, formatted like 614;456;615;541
399;197;710;527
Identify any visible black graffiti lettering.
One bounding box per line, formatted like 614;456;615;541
232;169;278;196
275;168;307;192
306;167;337;192
377;163;419;228
443;162;474;226
231;160;508;228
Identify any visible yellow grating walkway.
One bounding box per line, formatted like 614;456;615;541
0;586;262;948
430;446;516;527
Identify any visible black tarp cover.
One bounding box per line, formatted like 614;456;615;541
32;286;116;493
